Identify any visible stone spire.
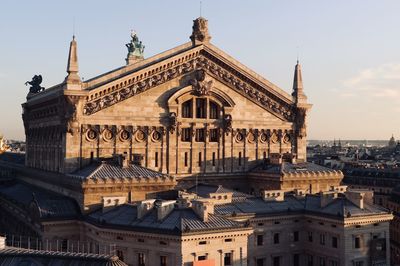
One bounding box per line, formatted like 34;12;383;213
64;36;81;87
292;60;312;163
190;17;211;46
292;60;307;104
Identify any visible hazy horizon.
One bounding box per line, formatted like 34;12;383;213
1;1;400;140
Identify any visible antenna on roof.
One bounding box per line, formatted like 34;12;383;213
200;1;202;17
296;45;300;64
73;16;76;38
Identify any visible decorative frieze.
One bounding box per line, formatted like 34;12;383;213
83;52;294;121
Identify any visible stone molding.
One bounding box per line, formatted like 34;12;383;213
83;51;294;121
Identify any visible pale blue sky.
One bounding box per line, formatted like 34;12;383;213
1;1;400;140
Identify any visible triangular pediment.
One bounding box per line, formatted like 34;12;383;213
82;42;295;121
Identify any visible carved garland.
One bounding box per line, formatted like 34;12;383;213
83;54;294;121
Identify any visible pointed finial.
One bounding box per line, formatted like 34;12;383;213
292;59;307;104
64;35;81;87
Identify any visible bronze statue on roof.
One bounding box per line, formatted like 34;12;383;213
25;75;45;93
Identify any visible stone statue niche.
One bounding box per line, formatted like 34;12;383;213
25;75;45;94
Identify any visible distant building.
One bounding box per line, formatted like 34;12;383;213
389;135;397;148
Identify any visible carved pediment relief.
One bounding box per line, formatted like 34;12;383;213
190;69;213;96
83;49;294;121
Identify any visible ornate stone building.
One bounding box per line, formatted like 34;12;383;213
21;17;342;211
0;17;393;266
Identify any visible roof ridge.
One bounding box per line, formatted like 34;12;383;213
87;163;104;179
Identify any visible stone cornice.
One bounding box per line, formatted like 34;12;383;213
82;47;295;121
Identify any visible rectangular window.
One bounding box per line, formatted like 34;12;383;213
184;152;188;167
195;128;205;142
257;234;264;246
209;128;219;142
198;152;202;167
198;255;207;261
181;128;191;142
256;258;265;266
212;152;216;166
354;236;361;249
308;232;313;242
239;152;242;166
293;254;300;266
332;236;338;248
307;255;313;266
155;152;158;167
274;233;280;244
209;101;219;119
294;231;299;242
320;233;325;245
224;253;232;266
160;255;167;266
138;253;145;266
319;257;326;266
329;260;338;266
196;98;207;118
354;262;364;266
182;100;193;118
273;256;280;266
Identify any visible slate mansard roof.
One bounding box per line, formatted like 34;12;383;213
0;181;80;220
0;248;127;266
69;161;169;181
214;194;389;219
255;162;342;175
86;204;245;235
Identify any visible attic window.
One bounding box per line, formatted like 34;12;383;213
199;241;207;245
224;238;233;242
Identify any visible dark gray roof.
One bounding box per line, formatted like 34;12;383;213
186;183;253;200
0;152;25;165
304;194;388;217
0;247;127;266
87;204;245;234
256;162;340;174
0;182;80;220
70;162;167;180
215;196;304;216
214;194;389;219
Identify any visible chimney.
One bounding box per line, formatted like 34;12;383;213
192;200;214;222
137;199;156;219
155;200;176;221
0;236;5;250
345;190;374;209
320;191;338;208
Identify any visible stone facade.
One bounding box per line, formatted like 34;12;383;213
22;17;310;180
